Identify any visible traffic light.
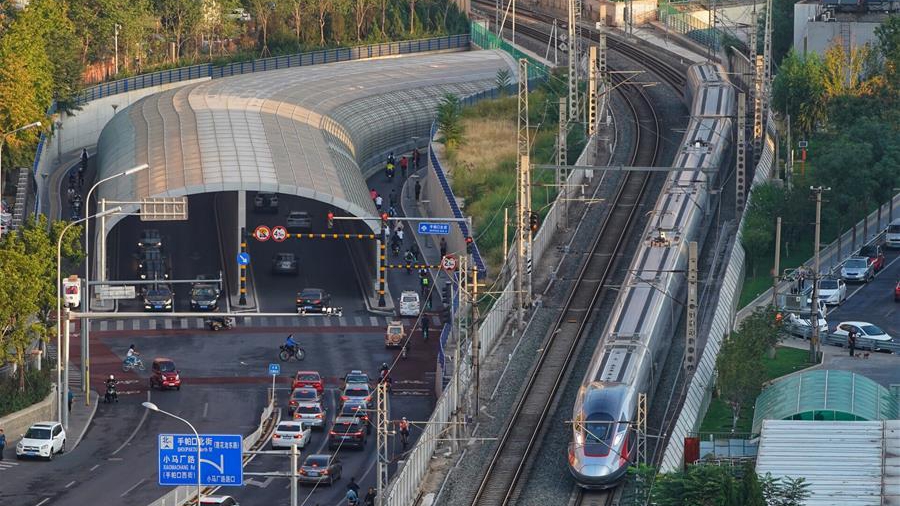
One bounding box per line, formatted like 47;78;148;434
465;236;474;255
327;211;334;229
529;212;540;233
381;212;389;227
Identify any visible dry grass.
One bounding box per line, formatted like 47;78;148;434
448;118;517;183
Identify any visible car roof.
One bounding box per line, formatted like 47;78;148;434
199;496;236;505
295;370;320;377
838;321;875;326
845;256;868;261
294;401;323;408
153;357;175;363
344;383;371;390
32;422;59;428
334;416;362;423
275;252;295;258
292;387;318;394
299;288;325;295
277;421;305;428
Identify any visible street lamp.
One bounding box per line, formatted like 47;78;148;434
82;163;148;400
142;402;203;505
57;207;121;428
0;121;42;239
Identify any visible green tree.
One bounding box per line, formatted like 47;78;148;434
0;239;47;392
716;331;767;432
741;463;767;506
772;51;825;135
761;474;811;506
21;0;85;110
437;92;462;147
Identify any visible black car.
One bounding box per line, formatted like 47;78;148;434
338;400;371;434
328;417;367;450
253;192;279;213
286;211;312;233
138;248;169;280
190;283;220;311
138;229;163;249
272;253;298;275
297;454;342;485
144;285;173;311
296;288;331;313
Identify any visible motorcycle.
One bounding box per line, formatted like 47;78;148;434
104;383;118;403
206;317;234;331
278;344;306;362
122;356;145;372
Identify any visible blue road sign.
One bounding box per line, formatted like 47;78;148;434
158;434;243;487
268;363;280;375
417;222;450;235
236;252;250;266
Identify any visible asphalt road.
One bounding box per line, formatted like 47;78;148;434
825;248;900;338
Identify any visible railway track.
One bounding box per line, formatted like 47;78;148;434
468;49;662;506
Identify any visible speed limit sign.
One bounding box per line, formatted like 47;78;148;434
441;254;457;272
272;226;287;242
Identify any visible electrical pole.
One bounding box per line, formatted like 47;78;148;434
685;241;698;375
471;264;480;416
567;0;578;123
376;381;389;506
636;392;647;465
516;58;532;329
762;0;773;128
114;24;120;76
558;98;568;229
290;444;298;506
809;187;830;363
773;216;782;309
736;93;747;211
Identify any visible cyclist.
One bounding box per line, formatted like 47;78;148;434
125;344;140;367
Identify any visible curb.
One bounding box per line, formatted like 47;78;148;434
70;390;99;452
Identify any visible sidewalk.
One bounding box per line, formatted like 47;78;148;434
67;390;99;451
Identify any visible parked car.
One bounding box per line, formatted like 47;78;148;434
292;401;327;429
271;421;311;449
833;321;894;350
149;357;181;390
340;383;373;408
887;218;900;249
328;417;367;450
858;244;886;272
271;252;298;275
190;282;220;311
895;280;900;302
297;454;342;485
338;400;371;434
292;371;324;393
342;370;371;389
286;211;312;233
399;290;420;317
785;300;828;337
16;422;66;460
814;278;847;306
841;257;874;283
137;229;162;249
143;285;174;311
296;288;331;313
253;192;279;213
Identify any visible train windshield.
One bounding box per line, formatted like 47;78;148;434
584;412;616;456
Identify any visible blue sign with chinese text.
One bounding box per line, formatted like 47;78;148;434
417;222;450;235
158;434;243;486
268;363;280;375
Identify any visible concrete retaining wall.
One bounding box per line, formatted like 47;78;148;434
0;384;57;450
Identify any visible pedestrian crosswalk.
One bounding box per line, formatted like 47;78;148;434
0;459;20;472
90;314;440;332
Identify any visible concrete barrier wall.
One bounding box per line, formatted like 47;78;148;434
0;384;57;451
660;112;776;472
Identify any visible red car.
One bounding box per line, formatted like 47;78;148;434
149;357;181;390
859;244;886;272
895;280;900;302
292;371;324;394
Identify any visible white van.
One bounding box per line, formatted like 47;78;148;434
887;218;900;249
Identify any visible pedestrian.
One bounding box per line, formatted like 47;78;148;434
388;205;397;217
389;189;397;207
414;180;421;201
375;194;383;210
797;269;806;294
439;237;447;258
412;148;420;169
370;188;377;201
347;477;360;496
396;228;404;243
364;486;377;506
0;428;5;460
382;226;390;243
400;155;408;178
421;317;430;340
848;328;857;357
68;390;74;412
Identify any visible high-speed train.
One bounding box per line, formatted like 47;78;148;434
568;63;735;488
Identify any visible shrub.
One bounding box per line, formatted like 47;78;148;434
0;364;52;417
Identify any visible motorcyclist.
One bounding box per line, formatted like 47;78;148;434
284;334;298;354
105;375;118;403
404;249;415;274
125;344;139;366
347;477;361;505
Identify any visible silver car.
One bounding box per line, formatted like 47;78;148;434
292;401;327;429
840;257;874;283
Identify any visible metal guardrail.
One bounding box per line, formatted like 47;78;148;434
784;325;900;354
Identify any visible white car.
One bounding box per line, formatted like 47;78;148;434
292;401;327;430
271;421;311;449
786;302;828;337
16;422;66;460
812;278;847;306
399;291;420;317
833;321;894;350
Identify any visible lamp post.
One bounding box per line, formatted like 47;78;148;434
83;163;148;401
0;121;42;239
57;207;121;428
142;402;203;504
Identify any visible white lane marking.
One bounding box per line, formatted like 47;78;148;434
35;498;50;506
89;464;100;472
112;391;151;456
65;480;76;488
203;402;209;419
120;478;146;497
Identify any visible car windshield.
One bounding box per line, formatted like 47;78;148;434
24;427;51;440
584;413;615;445
345;374;367;383
890;224;900;233
193;287;217;298
293;390;317;399
147;289;170;299
158;361;176;372
297;374;319;381
845;259;867;268
861;325;884;335
819;280;838;289
402;295;417;303
277;424;302;433
305;456;330;467
295;405;320;414
300;290;322;299
859;246;877;256
346;388;368;397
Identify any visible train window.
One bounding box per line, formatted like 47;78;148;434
584;412;615;445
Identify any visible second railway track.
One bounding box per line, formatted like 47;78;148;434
469;61;662;506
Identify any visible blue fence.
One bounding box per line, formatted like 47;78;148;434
77;35;470;104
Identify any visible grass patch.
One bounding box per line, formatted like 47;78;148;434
738;238;815;309
699;346;814;435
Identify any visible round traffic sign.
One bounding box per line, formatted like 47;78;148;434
441;254;457;271
272;225;287;242
253;225;271;242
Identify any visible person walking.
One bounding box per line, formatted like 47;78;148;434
421;316;430;341
364;486;377;506
375;194;383;211
389;189;397;208
412;148;420;169
0;428;6;460
848;328;857;358
414;180;421;201
400;155;408;179
370;188;377;201
398;417;410;449
68;390;74;412
439;237;447;258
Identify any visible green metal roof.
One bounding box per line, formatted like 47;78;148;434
752;369;899;434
